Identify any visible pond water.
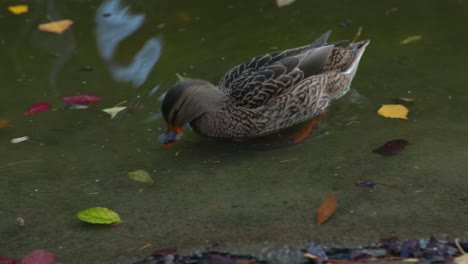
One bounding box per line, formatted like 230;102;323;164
1;0;468;263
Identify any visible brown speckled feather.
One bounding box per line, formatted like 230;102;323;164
162;31;370;139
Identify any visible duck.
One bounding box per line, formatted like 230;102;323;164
162;31;370;144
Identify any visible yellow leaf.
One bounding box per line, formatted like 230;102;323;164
102;106;127;119
400;35;422;45
38;19;74;34
8;5;28;15
377;104;409;119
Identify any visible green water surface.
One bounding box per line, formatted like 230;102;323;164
1;0;468;263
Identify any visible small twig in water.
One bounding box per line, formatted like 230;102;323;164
0;159;41;169
351;26;363;44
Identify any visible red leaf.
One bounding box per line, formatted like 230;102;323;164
21;250;55;264
23;102;51;116
0;257;17;264
61;94;102;105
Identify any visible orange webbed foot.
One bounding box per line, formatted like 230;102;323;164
289;111;327;144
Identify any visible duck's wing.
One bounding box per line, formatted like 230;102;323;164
219;31;335;109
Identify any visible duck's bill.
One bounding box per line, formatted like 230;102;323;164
163;126;183;146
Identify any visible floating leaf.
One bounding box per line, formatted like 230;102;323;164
400;35;422;45
373;139;408;156
21;249;55;264
128;169;154;184
23;102;51;115
8;5;28;15
0;119;10;128
102;106;126;119
61;93;102;105
77;207;121;224
316;194;337;226
10;136;29;144
276;0;296;7
38;19;74;34
377;104;409;119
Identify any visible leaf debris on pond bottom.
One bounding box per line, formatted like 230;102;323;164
316;194;337;226
400;35;422;45
128;169;154;184
373;139;408;156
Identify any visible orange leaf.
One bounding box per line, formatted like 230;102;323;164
38;19;74;34
0;119;10;128
316;194;337;226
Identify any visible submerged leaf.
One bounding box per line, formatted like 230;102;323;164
377;104;409;119
392;97;416;104
38;19;74;34
355;180;376;189
373;139;408;156
102;106;126;119
0;257;17;264
77;207;121;224
23;102;52;115
176;73;191;82
10;136;29;144
61;94;102;105
276;0;296;7
8;5;28;15
21;249;55;264
128;170;154;184
400;35;422;45
316;194;337;226
0;119;10;128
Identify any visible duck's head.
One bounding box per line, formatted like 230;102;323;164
161;79;224;145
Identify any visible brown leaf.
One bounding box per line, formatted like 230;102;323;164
316;194;337;226
0;119;10;128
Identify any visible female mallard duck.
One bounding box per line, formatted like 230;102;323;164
162;31;370;144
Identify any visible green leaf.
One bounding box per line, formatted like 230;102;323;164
77;207;121;224
128;169;154;184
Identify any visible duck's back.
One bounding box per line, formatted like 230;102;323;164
219;31;335;109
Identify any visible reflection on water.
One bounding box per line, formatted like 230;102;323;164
96;0;162;87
